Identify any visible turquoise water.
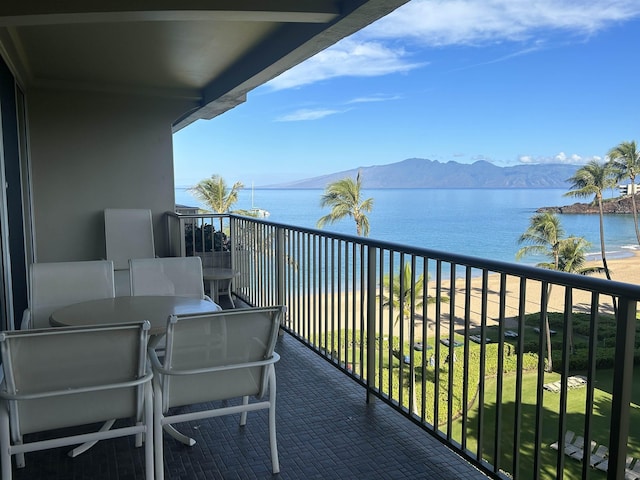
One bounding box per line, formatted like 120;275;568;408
175;188;639;266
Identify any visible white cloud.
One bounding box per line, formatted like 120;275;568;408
347;94;402;104
275;108;344;122
367;0;640;46
266;0;640;90
518;152;595;164
266;39;425;90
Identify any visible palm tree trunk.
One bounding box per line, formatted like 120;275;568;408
544;285;553;372
631;183;640;244
597;196;612;280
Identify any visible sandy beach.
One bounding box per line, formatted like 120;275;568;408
437;251;640;335
282;251;640;340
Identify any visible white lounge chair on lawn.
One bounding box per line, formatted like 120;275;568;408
149;306;285;479
589;445;608;467
551;430;575;450
570;439;597;461
0;323;153;480
594;454;634;473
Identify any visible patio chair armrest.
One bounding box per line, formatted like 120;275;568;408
152;352;280;377
0;370;153;401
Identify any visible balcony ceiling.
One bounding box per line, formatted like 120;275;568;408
0;0;407;130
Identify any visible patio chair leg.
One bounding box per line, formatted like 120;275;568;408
1;409;12;480
163;424;196;446
268;367;279;474
240;396;249;426
68;419;116;457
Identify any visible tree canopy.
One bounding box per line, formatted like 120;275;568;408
189;174;243;214
317;171;373;236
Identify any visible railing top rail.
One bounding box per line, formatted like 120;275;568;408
167;211;229;219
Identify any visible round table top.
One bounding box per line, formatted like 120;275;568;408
202;267;240;281
50;295;222;335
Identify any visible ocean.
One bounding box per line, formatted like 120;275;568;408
175;187;639;266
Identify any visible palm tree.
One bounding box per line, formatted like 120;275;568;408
516;212;564;372
317;171;373;236
189;174;243;213
380;263;425;327
517;212;564;268
564;160;617;280
379;262;430;416
608;140;640;244
517;213;604;369
554;237;605;277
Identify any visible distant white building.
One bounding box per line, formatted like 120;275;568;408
618;184;640;196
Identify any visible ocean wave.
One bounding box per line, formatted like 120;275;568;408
621;244;640;251
586;249;636;261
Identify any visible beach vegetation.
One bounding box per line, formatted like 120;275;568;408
564;160;617;281
607;140;640;244
189;174;243;214
316;170;373;236
378;262;449;414
516;212;564;372
379;262;448;327
516;212;604;370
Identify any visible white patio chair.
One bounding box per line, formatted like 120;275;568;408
0;322;154;480
21;260;115;330
148;306;285;479
104;208;156;296
129;256;214;302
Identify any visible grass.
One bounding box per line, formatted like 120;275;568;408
325;309;640;479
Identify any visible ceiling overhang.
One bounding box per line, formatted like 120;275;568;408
0;0;409;131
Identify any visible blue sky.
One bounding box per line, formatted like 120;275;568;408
173;0;640;188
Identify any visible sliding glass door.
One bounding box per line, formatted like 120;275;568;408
0;55;30;330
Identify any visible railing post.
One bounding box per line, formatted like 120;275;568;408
608;296;636;480
229;215;236;270
276;227;285;307
366;245;377;403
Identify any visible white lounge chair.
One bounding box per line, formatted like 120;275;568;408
550;430;575;450
149;306;285;479
130;256;214;302
0;322;154;480
565;436;586;457
627;459;640;479
589;445;608;467
21;260;115;330
595;454;634;473
570;439;597;461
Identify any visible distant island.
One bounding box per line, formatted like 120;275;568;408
263;158;584;189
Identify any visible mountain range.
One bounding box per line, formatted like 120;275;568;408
265;158;582;189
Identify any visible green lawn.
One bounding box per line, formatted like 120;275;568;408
449;369;640;480
326;311;640;479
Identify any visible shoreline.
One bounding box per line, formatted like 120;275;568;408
439;250;640;334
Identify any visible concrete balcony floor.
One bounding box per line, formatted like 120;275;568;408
12;333;490;480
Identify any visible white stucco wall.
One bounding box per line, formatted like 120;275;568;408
27;89;197;262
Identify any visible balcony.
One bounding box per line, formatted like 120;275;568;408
166;212;640;479
11;211;638;479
